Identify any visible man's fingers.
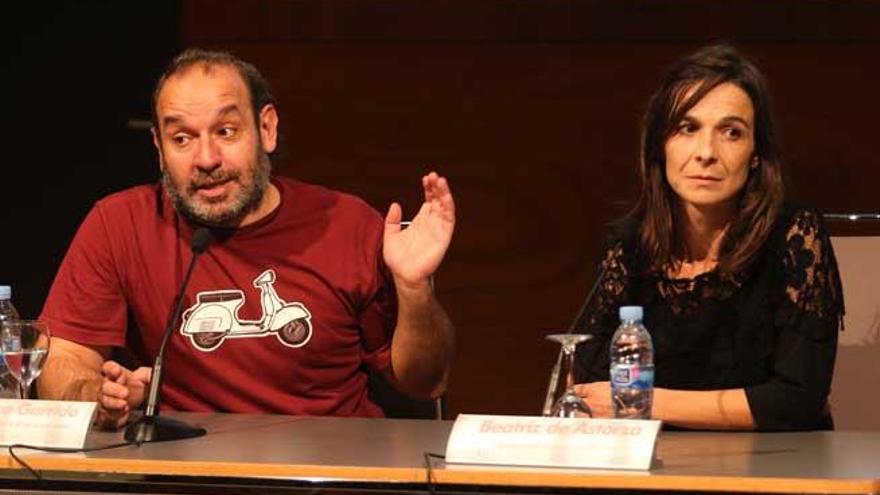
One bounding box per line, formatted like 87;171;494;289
99;384;130;411
102;380;130;401
384;202;403;236
101;396;129;411
132;366;153;385
95;406;130;431
423;173;437;202
435;176;455;220
422;172;454;222
95;367;137;430
101;360;125;381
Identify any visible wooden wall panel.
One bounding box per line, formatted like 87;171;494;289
181;0;880;417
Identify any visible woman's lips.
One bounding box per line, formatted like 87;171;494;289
688;176;722;184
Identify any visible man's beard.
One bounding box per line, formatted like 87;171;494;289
162;151;272;227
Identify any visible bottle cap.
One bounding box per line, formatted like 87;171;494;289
619;305;643;322
0;286;10;300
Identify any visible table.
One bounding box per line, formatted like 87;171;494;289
1;413;878;494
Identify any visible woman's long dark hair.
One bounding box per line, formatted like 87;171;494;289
632;44;785;276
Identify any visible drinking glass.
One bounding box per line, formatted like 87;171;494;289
1;320;51;399
544;333;593;418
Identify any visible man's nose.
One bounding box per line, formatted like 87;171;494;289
193;137;222;172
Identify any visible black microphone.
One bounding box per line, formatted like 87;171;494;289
125;227;213;444
541;261;608;415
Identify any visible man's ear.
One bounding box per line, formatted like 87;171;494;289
258;104;279;154
151;127;165;169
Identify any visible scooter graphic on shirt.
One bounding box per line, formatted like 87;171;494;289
180;269;313;351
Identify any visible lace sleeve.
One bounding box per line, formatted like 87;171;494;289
782;210;845;325
574;237;631;383
745;208;844;430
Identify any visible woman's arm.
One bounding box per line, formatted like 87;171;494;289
575;382;756;429
744;209;842;430
653;387;755;429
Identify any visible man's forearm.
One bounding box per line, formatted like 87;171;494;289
389;279;454;399
37;337;107;402
38;355;102;402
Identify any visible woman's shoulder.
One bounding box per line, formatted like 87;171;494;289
770;202;845;327
771;202;832;249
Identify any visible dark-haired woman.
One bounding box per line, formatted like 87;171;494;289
573;44;843;431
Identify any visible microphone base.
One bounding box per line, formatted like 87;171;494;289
124;414;206;444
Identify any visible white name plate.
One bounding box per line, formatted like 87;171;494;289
445;414;661;471
0;399;97;449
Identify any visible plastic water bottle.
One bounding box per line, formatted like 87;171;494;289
610;306;654;419
0;285;21;398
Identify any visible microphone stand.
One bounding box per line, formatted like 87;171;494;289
125;228;212;444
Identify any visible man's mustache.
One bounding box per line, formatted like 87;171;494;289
187;170;240;193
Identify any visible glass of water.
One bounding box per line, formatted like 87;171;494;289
544;333;593;418
1;320;50;399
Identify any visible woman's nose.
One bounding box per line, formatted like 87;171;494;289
694;131;717;165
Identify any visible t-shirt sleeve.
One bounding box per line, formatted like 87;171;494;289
39;203;128;347
357;223;397;372
745;209;844;431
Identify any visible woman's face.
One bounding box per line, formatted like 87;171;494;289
664;82;756;217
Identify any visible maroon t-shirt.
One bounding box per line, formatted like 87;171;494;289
41;177;396;417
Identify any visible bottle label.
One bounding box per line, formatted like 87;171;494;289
611;364;654;390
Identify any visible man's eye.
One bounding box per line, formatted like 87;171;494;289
171;134;191;146
219;126;236;138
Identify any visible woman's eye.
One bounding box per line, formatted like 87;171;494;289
723;127;743;139
677;122;697;134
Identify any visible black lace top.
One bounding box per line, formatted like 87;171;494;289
574;204;844;431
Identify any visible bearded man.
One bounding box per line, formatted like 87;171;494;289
37;49;455;428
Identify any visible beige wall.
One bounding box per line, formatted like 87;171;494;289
829;236;880;430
